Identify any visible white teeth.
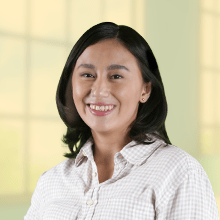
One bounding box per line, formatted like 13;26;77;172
90;104;96;110
100;106;105;111
90;104;114;111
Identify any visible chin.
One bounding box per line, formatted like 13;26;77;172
90;125;114;134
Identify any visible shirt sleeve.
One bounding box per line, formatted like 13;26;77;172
157;168;219;220
24;171;47;220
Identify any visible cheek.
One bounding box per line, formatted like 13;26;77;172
118;84;140;103
72;80;84;101
72;82;86;116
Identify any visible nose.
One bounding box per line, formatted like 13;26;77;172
91;76;110;98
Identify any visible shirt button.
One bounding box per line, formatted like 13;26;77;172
92;172;97;177
86;199;93;206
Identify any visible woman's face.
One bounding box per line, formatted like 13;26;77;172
72;39;151;135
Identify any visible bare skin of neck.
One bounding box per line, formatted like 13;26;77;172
91;131;132;183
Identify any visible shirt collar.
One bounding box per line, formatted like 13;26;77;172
120;134;166;166
75;136;94;167
75;134;167;167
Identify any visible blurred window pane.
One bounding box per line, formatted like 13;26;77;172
29;120;66;192
105;0;132;26
31;0;65;41
217;129;220;154
200;13;215;67
0;119;24;195
70;0;102;44
200;71;215;124
200;127;215;155
136;0;145;36
0;0;26;34
30;42;66;116
218;1;220;13
0;36;25;114
217;19;220;69
201;0;215;11
200;0;220;159
217;74;220;124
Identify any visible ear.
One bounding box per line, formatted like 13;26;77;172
140;81;151;103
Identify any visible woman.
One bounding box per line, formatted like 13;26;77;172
24;22;219;219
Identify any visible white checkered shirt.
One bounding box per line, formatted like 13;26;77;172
24;136;219;220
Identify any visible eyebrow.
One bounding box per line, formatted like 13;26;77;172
77;63;129;71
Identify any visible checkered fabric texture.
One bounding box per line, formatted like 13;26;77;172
24;136;219;220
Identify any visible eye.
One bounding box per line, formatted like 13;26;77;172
81;73;94;78
111;74;123;79
80;73;123;79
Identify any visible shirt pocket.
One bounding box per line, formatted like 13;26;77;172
41;199;81;220
100;196;155;220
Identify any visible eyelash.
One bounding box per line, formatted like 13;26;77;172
80;73;123;79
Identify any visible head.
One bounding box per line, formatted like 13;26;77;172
71;38;151;139
56;22;171;158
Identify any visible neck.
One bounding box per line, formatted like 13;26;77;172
91;130;132;165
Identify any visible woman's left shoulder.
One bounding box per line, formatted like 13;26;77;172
155;143;204;172
147;143;209;188
153;144;219;219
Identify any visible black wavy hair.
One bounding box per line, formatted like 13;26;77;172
56;21;171;158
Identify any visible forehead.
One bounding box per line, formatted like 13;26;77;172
75;39;138;65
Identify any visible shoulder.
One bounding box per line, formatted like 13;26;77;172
152;144;219;219
41;158;76;177
24;159;77;219
149;144;212;200
152;143;204;173
36;158;77;193
146;143;209;194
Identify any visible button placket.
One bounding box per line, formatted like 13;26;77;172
86;199;93;206
84;185;101;220
91;160;99;185
92;172;97;178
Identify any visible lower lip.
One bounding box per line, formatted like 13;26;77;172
87;105;116;116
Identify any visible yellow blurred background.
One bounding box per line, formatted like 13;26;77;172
0;0;219;219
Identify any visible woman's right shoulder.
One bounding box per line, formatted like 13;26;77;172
24;158;78;219
37;158;77;186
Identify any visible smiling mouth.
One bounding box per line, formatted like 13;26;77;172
86;104;115;111
87;104;116;116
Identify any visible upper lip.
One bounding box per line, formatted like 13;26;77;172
87;102;116;106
